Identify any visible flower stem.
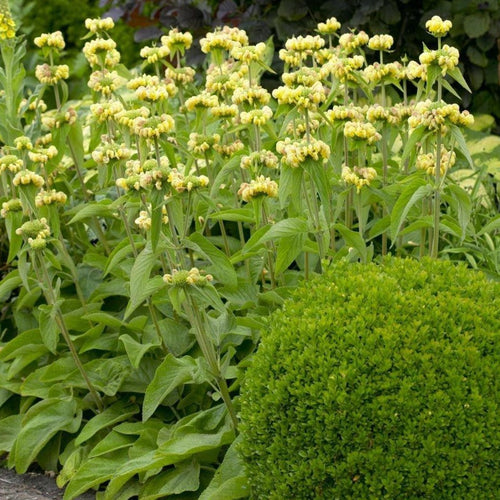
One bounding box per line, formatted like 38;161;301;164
33;251;104;412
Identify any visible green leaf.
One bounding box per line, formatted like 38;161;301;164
75;401;139;446
279;164;303;210
141;460;201;499
125;243;163;319
444;184;471;242
150;188;164;252
143;354;199;421
477;215;500;236
5;210;23;263
305;160;330;205
463;12;490;38
0;271;22;302
88;430;136;458
119;334;159;369
334;223;368;263
0;415;22;452
68;200;113;224
199;435;249;500
447;66;472;92
450;125;474;168
188;233;238;289
38;303;60;354
82;312;123;329
401;126;427;167
237;225;271;256
63;449;130;500
209;207;255;224
390;178;432;240
102;451;170;500
275;233;306;274
104;237;143;276
10;398;82;473
261;217;308;243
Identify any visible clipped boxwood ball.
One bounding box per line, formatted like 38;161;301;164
239;257;500;499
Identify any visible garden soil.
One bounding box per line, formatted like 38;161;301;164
0;467;95;499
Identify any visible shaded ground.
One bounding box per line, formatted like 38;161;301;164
0;467;95;500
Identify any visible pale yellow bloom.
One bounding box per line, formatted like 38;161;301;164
426;16;452;37
0;7;16;40
161;28;193;52
35;189;67;207
238;175;278;202
272;81;326;110
210;103;239;118
90;100;125;122
185;92;219;111
0;198;22;218
200;26;248;53
232;86;271;107
168;168;209;193
187;133;221;155
163;268;213;287
240;150;279;171
13;169;45;188
85;17;115;33
239;106;273;126
34;31;65;50
368;34;393;51
0;155;23;173
326;105;365;123
344;121;381;144
132;114;175;139
338;31;369;53
165;66;195;85
88;69;124;95
35;64;69;85
419;44;459;76
317;17;341;35
342;165;377;192
416;146;456;176
214;140;244;157
231;42;266;63
28;145;58;164
285;35;325;53
140;44;170;64
83;38;120;67
14;136;33;151
277;137;330;168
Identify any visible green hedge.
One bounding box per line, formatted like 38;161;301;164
240;257;500;499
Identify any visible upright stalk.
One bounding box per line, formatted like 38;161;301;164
431;37;443;259
33;251;103;412
185;294;238;431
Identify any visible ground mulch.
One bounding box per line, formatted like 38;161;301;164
0;467;95;500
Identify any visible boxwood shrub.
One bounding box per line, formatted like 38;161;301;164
239;257;500;499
